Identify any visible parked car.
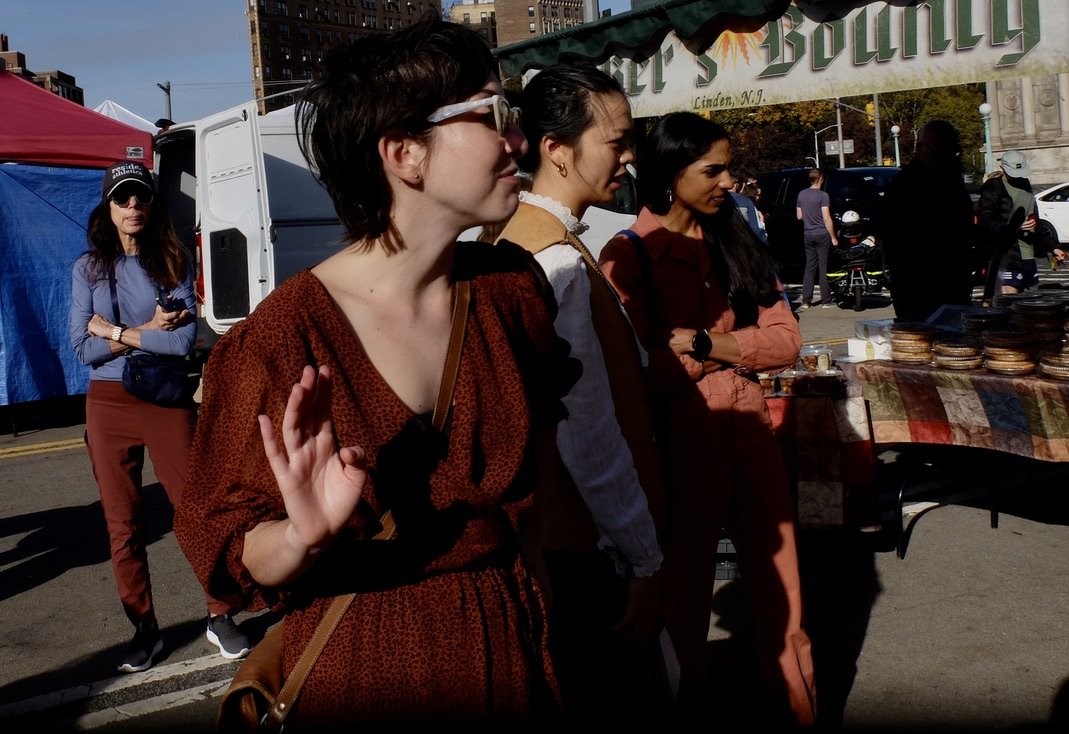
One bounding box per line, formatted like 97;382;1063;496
1034;180;1069;244
755;166;900;280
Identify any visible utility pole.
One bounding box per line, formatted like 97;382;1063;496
835;97;845;168
156;81;172;122
872;92;883;164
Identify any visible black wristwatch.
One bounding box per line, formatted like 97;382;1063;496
690;328;712;361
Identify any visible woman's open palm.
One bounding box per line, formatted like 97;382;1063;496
258;365;367;552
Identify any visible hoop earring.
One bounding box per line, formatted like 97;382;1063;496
556;162;568;178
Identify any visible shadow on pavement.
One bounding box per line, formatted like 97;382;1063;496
0;483;176;603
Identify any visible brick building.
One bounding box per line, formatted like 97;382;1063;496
0;33;84;105
248;0;442;113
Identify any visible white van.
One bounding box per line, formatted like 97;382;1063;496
154;101;344;358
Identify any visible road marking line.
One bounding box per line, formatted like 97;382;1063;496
71;680;230;731
0;438;84;460
0;654;233;720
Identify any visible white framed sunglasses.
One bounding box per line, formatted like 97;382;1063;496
427;94;522;137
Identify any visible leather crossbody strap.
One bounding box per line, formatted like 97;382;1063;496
432;278;470;432
263;278;471;732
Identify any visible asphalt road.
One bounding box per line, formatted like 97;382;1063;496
2;275;1068;732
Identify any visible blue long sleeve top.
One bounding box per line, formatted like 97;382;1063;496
69;253;196;382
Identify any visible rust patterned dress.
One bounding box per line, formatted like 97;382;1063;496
174;242;574;729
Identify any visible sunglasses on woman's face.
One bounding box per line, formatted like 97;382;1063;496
109;186;155;207
427;94;522;137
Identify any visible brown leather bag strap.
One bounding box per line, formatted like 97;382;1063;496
432;278;470;432
262;279;471;732
264;592;353;731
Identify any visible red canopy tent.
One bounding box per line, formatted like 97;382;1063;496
0;71;153;169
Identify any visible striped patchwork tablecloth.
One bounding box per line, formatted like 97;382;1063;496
839;361;1069;462
766;394;878;528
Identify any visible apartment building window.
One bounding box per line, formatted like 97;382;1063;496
362;0;375;7
529;22;535;32
300;47;310;61
263;66;273;80
480;11;487;19
280;44;291;60
303;68;313;80
297;4;307;18
276;1;288;15
262;43;271;59
278;22;290;37
257;0;267;12
463;13;470;21
298;25;310;41
281;66;293;80
528;5;534;17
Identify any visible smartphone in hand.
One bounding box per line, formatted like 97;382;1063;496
156;293;186;312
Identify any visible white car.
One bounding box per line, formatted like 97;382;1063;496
1035;181;1069;243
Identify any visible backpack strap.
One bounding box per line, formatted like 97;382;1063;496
618;229;658;333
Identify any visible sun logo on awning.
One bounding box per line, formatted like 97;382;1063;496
711;29;767;69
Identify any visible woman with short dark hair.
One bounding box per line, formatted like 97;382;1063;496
174;19;575;727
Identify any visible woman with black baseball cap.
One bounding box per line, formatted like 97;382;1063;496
69;160;250;673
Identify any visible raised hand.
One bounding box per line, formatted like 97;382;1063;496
258;365;368;555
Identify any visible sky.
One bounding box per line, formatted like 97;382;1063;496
2;1;634;125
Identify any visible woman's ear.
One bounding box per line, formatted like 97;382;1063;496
542;135;567;172
379;132;427;186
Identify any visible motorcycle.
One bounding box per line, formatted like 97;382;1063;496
827;209;887;311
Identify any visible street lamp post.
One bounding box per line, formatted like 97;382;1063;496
812;123;839;169
890;124;901;167
979;102;994;175
157;81;172;122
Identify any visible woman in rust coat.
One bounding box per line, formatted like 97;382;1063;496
599;112;816;727
174;20;576;728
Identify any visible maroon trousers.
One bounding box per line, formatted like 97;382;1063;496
85;380;228;624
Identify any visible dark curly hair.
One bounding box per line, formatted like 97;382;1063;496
296;18;497;250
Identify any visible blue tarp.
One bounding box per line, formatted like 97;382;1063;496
0;163;103;405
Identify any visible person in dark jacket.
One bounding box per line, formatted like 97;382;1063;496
882;120;977;322
976;150;1065;296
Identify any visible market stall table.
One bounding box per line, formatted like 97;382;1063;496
765;391;880;530
839;359;1069;554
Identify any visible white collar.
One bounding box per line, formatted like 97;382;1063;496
519;191;590;235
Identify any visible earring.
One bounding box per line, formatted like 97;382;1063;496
556;162;568;178
666;188;674;203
